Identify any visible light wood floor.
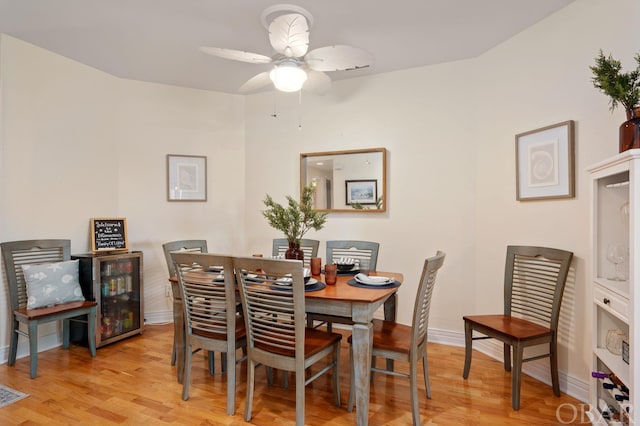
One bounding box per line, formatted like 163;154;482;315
0;324;585;425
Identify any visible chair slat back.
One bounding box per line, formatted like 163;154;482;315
234;257;305;359
272;239;319;266
326;240;379;270
504;246;573;329
172;253;236;339
412;251;446;350
162;240;208;277
1;239;70;311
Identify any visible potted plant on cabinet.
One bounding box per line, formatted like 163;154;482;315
263;184;328;261
590;50;640;152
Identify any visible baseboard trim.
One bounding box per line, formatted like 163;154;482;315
144;310;173;325
0;310;175;364
0;332;63;364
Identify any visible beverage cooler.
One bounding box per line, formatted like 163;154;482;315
71;251;144;347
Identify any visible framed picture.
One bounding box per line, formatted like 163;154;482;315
167;154;207;201
515;120;575;201
345;179;377;205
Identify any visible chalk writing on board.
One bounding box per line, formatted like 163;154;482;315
91;218;128;252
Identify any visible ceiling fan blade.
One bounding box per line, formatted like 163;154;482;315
238;72;273;93
303;70;331;95
305;45;374;72
268;13;309;58
199;46;272;64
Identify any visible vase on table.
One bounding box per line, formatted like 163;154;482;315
285;241;304;262
620;106;640;152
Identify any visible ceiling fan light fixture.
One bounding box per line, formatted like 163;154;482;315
270;63;307;92
200;4;373;95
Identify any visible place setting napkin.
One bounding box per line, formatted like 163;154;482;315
348;273;401;289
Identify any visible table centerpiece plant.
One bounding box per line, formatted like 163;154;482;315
590;50;640;152
263;184;328;261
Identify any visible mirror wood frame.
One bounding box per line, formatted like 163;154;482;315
300;148;387;213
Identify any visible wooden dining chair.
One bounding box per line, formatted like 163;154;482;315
271;238;321;391
272;238;320;266
347;251;445;426
233;256;342;426
307;240;381;332
326;240;379;271
462;245;573;410
162;239;219;376
172;252;247;415
162;239;208;278
1;239;98;378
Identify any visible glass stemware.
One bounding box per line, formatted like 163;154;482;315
620;201;630;225
606;244;626;281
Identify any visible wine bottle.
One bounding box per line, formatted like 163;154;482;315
598;398;611;420
592;371;626;388
612;387;629;401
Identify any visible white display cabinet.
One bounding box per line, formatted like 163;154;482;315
588;150;640;425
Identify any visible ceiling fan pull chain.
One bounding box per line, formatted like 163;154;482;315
298;90;303;130
271;92;278;118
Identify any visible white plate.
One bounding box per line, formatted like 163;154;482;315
355;274;393;286
355;278;393;286
274;277;293;286
245;273;264;283
274;277;317;286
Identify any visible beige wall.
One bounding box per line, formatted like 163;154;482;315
471;0;637;394
0;0;637;403
113;79;246;321
0;35;120;345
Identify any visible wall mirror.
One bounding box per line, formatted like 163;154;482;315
300;148;386;213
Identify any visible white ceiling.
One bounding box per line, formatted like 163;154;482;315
0;0;575;94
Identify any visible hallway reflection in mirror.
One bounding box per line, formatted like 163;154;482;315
300;148;386;213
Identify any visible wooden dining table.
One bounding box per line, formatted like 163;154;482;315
306;270;402;426
170;269;403;426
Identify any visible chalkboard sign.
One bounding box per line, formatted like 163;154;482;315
90;218;128;252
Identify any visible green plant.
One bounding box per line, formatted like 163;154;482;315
591;50;640;112
263;184;328;243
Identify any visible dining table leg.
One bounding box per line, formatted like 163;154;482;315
383;294;397;372
351;317;374;426
171;280;185;384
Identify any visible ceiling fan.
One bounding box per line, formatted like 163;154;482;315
199;4;374;94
